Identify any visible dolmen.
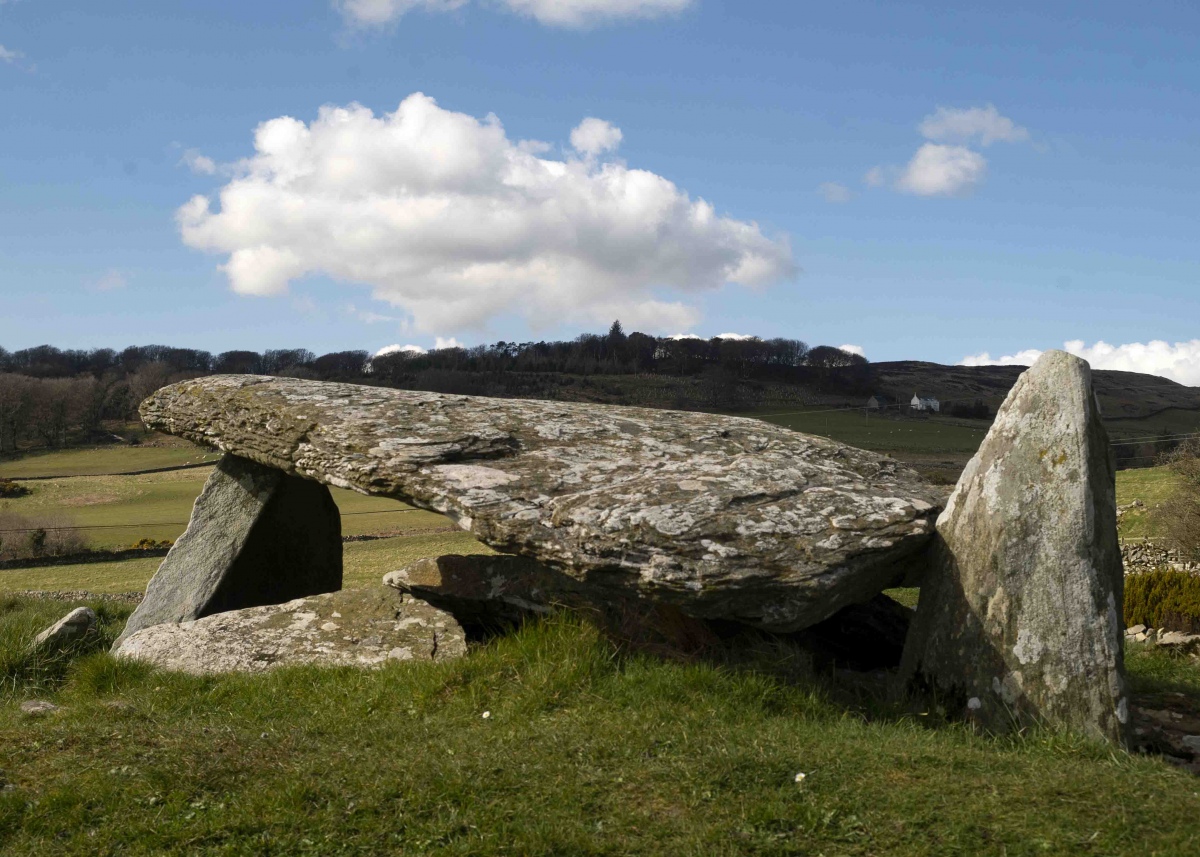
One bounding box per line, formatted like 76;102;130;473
114;350;1130;748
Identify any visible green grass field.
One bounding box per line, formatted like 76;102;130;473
1;596;1199;855
0;445;222;479
750;408;990;459
1115;465;1181;540
3;447;1200;853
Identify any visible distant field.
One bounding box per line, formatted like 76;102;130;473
0;445;221;479
0;464;454;550
0;530;492;594
1116;465;1181;540
749;408;990;456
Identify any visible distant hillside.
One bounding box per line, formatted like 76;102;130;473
858;361;1200;420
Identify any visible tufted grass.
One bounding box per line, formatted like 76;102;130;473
0;596;1197;855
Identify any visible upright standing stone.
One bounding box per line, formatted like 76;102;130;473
900;351;1129;746
113;454;342;648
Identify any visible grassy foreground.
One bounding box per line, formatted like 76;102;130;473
2;595;1200;856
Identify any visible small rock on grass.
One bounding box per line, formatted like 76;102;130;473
29;607;97;654
20;700;59;716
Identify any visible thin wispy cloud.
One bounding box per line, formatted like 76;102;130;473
86;269;128;292
336;0;693;29
817;182;853;204
918;104;1030;147
178;93;797;335
180;149;218;175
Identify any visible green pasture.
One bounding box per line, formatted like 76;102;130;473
0;465;456;550
1115;465;1181;540
0;531;493;595
3;448;1200;853
750;408;990;458
2;598;1200;855
0;445;221;479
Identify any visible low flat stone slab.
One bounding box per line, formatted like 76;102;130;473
142;376;942;632
114;587;466;675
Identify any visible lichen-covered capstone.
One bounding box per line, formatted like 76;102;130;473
114;587;465;674
113;454;343;648
900;351;1129;747
142;376;943;631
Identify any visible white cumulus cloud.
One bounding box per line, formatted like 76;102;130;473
896;143;987;197
570;117;623;157
817;182;853;204
0;44;20;64
375;343;427;357
337;0;693;28
918;104;1030;147
177;93;796;335
714;332;757;341
869;105;1028;198
961;339;1200;386
838;343;865;357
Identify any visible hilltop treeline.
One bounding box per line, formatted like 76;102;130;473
0;327;866;452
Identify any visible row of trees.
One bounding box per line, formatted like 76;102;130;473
0;324;868;451
0;326;862;383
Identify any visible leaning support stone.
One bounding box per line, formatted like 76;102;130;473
899;351;1129;747
113;454;342;648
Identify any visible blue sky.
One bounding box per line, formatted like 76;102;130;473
2;0;1198;379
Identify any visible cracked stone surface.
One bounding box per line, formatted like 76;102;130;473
900;351;1129;747
114;454;343;648
142;375;943;631
114;587;466;674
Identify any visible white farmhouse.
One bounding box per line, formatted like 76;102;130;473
910;394;940;413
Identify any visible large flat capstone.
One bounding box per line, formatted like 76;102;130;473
141;376;943;632
900;351;1129;746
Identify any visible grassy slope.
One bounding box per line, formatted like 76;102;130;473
1115;466;1181;540
0;601;1198;855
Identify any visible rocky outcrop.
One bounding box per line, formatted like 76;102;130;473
29;607;97;654
114;587;466;674
114;455;343;648
141;376;942;632
900;351;1129;747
